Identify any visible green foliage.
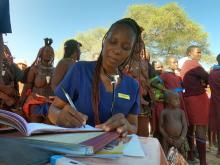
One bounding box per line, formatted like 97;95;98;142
201;54;216;65
125;3;209;57
75;28;107;60
56;3;211;63
55;40;66;60
55;28;106;61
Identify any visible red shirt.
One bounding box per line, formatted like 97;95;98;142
160;71;182;90
180;60;208;96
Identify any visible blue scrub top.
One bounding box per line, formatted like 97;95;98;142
55;61;140;126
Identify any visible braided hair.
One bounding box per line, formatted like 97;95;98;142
3;45;13;63
31;38;54;66
92;18;143;124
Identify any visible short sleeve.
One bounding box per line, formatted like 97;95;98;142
129;84;140;115
55;64;80;102
0;0;12;33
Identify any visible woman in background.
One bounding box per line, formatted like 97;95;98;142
22;38;55;123
51;39;81;91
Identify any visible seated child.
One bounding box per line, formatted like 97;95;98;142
159;91;188;159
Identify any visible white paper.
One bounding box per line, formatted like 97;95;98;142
123;134;145;157
27;123;101;136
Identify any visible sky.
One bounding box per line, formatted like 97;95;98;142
4;0;220;65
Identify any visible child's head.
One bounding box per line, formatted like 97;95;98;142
165;56;178;71
152;60;163;75
164;90;180;108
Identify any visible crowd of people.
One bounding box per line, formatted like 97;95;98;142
1;16;220;165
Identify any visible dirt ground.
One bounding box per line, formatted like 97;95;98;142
205;146;220;165
190;146;220;165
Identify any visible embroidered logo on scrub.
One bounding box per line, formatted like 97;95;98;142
118;93;130;100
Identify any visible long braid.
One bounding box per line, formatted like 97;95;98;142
92;55;102;124
92;18;143;125
92;33;108;124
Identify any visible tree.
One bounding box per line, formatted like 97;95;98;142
75;28;107;60
55;28;106;61
201;54;216;67
125;3;210;57
56;3;214;63
54;40;65;60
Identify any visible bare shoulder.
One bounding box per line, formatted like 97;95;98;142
57;59;74;68
29;65;38;74
56;59;67;66
55;60;67;70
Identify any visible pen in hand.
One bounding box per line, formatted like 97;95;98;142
61;86;86;128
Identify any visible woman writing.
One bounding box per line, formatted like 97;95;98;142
48;18;142;136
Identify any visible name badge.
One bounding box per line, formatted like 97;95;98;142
118;93;130;100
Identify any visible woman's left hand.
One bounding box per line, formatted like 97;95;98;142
95;113;130;137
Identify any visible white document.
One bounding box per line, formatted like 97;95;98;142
123;134;145;157
27;123;100;135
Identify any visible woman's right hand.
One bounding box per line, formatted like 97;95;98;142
50;104;88;128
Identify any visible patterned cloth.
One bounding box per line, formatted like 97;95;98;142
23;93;51;118
167;138;189;160
150;76;164;101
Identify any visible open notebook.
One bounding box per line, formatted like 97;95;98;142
0;109;101;136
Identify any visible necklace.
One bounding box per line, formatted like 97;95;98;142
102;68;120;84
102;67;120;116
